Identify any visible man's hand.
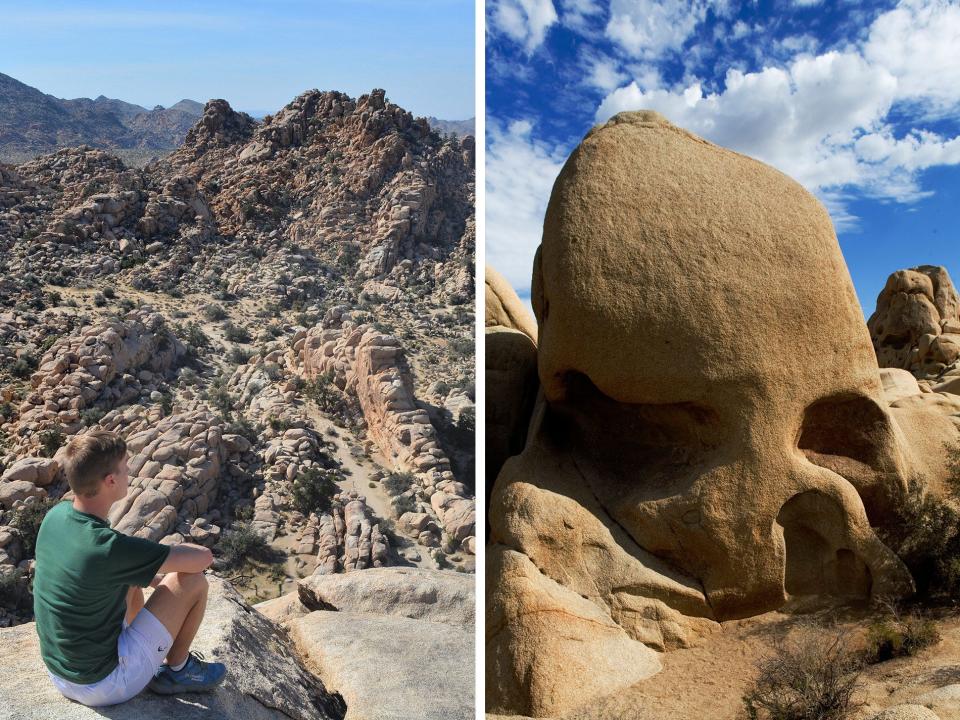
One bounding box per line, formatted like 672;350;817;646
157;543;214;575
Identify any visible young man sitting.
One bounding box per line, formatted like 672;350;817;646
33;430;227;706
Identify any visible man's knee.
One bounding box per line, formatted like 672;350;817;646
162;571;209;596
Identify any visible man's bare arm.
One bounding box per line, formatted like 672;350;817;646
157;543;214;574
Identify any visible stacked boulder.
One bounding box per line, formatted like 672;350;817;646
314;491;390;574
252;426;335;542
96;404;255;544
8;309;184;456
297;318;475;550
869;265;960;376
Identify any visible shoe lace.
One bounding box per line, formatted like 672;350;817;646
184;650;208;671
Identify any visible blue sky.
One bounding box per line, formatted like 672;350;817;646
486;0;960;317
0;0;475;120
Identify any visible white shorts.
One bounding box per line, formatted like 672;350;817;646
47;608;173;707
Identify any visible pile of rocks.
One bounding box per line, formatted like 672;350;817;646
5;308;184;456
869;265;960;377
312;491;390;574
298;318;475;550
252;425;335;541
97;404;256;543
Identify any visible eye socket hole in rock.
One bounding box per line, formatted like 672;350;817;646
797;393;893;521
547;372;723;497
777;491;872;600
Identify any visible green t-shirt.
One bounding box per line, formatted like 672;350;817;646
33;501;171;684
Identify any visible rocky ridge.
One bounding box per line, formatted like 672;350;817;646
0;86;475;627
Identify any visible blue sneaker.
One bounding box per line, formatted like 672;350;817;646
148;651;227;694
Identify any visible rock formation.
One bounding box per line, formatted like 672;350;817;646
299;316;475;550
268;567;475;720
869;265;960;376
486;111;960;717
0;576;347;719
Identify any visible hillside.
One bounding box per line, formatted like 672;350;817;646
0;87;476;639
0;72;203;162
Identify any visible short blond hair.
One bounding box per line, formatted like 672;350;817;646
63;430;127;497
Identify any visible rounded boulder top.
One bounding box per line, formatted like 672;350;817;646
535;108;878;407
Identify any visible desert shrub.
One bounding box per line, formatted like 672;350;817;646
225;416;259;445
93;292;107;307
80;407;107;426
38;425;65;458
391;493;418;517
216;522;272;570
209;386;235;418
184;323;210;351
9;497;58;556
10;353;37;379
268;416;295;432
304;372;356;424
203;304;228;321
118;298;135;312
743;631;863;720
222;321;251;343
877;476;960;601
228;346;254;365
864;610;940;663
383;471;415;496
263;362;282;380
102;287;116;299
290;467;340;515
0;568;28;608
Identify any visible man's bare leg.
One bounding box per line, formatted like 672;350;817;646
125;586;144;625
143;571;209;667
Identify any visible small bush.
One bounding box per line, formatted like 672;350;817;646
743;632;863;720
864;610;940;663
80;407;107;426
391;493;418;517
228;346;254;365
216;522;272;570
268;416;295;432
383;471;415;497
209;386;235;418
222;321;251;343
0;568;28;608
877;476;960;601
304;372;356;424
203;305;228;321
10;498;58;556
102;287;116;299
38;425;65;458
291;467;340;515
184;323;210;351
448;336;474;358
93;292;107;307
10;354;37;379
263;362;282;380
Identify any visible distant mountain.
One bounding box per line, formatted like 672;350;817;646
426;116;474;137
0;72;203;162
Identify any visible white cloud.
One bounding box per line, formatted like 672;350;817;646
586;55;630;91
605;0;724;59
792;0;824;6
864;0;960;116
731;20;751;39
489;0;559;53
486;120;568;296
559;0;605;32
592;0;960;229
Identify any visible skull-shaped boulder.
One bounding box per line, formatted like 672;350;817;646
487;111;929;717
